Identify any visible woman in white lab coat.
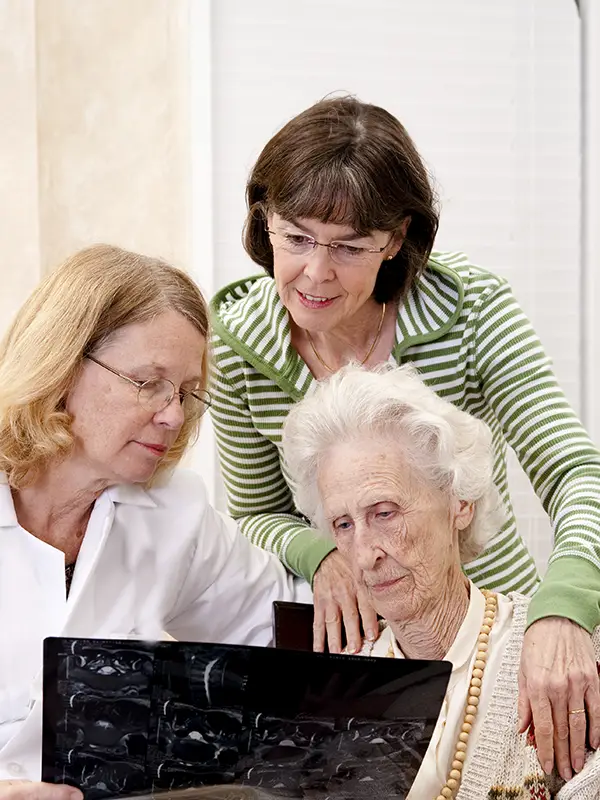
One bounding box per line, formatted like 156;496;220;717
0;245;310;788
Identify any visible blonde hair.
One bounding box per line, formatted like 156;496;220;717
0;244;210;487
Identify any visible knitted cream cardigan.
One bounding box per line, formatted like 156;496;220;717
455;594;600;798
358;594;600;799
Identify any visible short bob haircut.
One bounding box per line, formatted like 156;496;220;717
244;96;439;304
282;363;506;563
0;244;210;488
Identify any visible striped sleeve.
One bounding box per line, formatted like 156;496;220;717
209;338;335;582
474;281;600;629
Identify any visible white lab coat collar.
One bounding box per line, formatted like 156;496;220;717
65;486;158;612
0;473;156;611
106;482;158;508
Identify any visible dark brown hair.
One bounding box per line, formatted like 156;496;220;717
244;96;439;303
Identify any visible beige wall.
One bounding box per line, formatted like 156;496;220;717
0;0;42;330
0;0;191;334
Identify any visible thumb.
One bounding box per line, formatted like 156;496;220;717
20;784;82;800
357;590;379;642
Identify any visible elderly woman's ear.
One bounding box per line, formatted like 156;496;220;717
453;498;475;531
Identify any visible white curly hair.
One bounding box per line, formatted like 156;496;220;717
282;363;506;563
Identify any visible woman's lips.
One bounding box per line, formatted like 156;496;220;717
370;578;402;593
136;442;167;456
297;290;336;310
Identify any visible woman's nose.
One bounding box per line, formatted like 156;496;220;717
154;394;185;429
353;530;383;571
303;245;335;282
355;546;380;571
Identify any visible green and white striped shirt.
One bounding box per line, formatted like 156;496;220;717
210;252;600;631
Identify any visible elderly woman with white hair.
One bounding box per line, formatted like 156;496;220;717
282;364;600;800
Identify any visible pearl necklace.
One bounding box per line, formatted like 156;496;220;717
385;590;498;800
305;302;386;373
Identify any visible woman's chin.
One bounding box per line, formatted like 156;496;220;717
286;297;339;331
369;579;409;619
115;461;161;485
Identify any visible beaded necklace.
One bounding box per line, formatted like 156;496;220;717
384;590;498;800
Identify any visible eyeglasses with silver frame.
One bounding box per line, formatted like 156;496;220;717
266;228;394;267
85;354;212;416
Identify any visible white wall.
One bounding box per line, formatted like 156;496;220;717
582;0;600;442
191;0;582;572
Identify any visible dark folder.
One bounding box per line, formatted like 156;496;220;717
42;635;450;800
272;601;383;653
272;601;318;652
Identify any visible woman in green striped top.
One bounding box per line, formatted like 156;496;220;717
210;96;600;781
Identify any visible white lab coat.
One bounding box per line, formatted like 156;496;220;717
0;469;312;781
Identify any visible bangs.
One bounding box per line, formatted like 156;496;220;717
245;97;439;300
269;162;388;236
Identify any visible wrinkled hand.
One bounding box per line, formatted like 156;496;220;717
0;782;82;800
312;549;379;654
518;617;600;781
